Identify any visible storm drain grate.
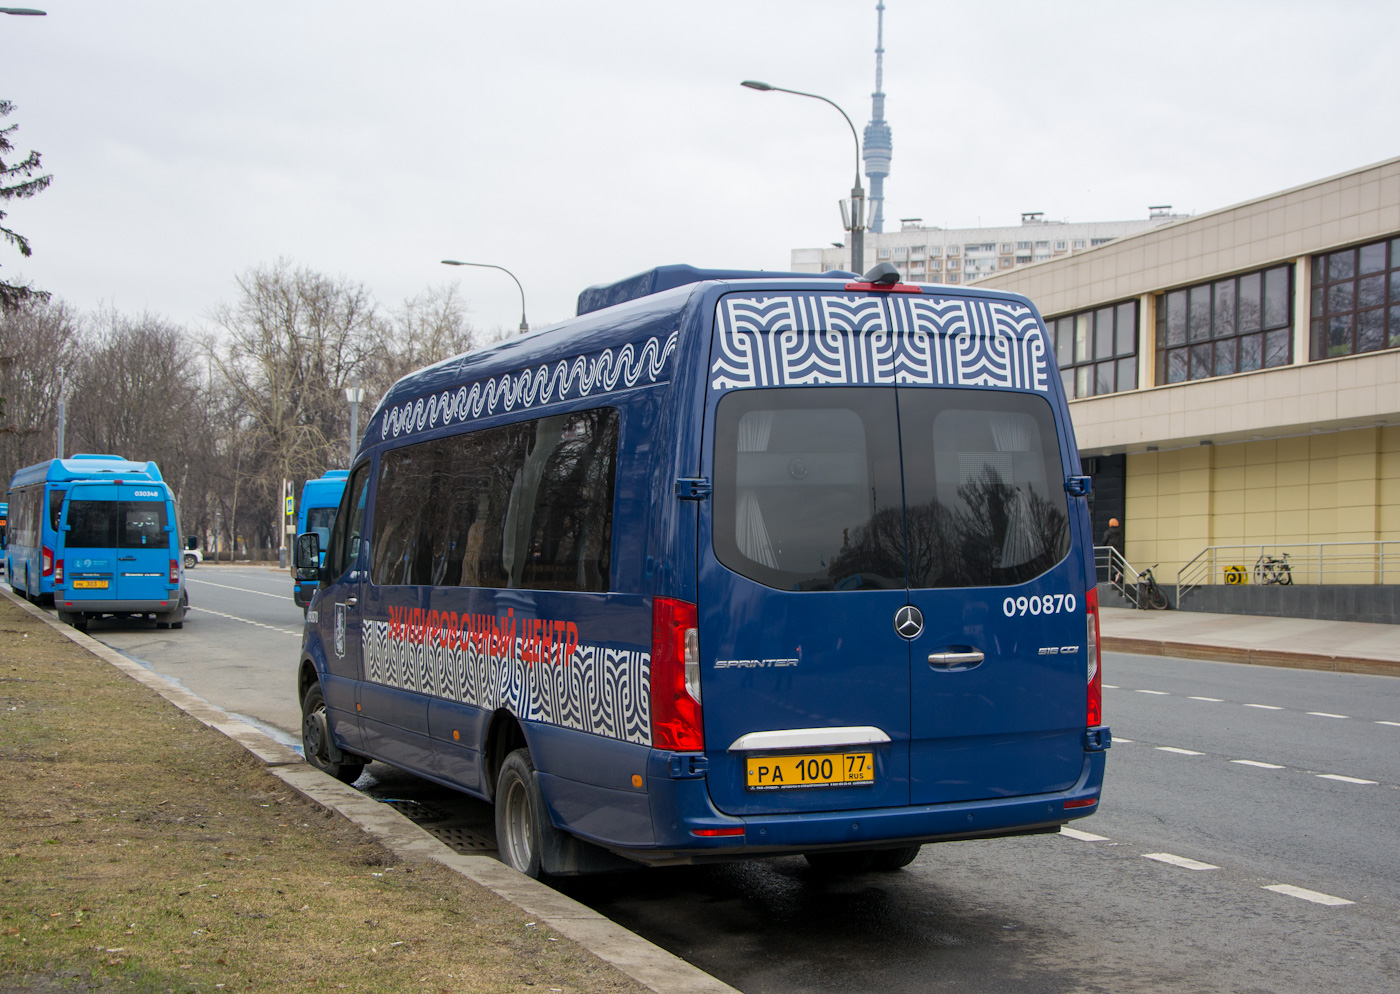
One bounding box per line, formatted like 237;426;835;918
379;798;448;822
431;826;495;853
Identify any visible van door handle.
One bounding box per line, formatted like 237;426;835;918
928;650;984;667
118;556;136;561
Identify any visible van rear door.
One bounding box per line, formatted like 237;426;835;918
896;388;1086;804
61;483;173;607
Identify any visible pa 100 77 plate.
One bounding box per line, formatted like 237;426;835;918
746;752;874;791
72;579;109;589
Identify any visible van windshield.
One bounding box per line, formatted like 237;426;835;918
67;500;169;549
713;388;1070;590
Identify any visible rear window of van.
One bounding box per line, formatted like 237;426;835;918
67;500;169;549
713;388;1070;590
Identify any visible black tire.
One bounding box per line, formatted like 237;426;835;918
301;682;365;784
868;845;922;870
1278;568;1292;586
494;748;557;879
804;850;877;873
183;553;197;569
72;615;88;632
1147;586;1169;610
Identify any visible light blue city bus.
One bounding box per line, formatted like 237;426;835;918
7;456;188;630
294;470;349;611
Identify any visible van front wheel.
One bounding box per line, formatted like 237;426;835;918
300;683;365;784
494;748;555;879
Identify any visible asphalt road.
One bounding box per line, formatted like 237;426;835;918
69;580;1400;993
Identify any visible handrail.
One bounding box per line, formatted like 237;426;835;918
1175;540;1400;606
1094;545;1144;608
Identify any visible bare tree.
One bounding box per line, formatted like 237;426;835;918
0;298;81;486
362;282;478;402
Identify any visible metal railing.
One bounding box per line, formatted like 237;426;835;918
1176;540;1400;606
1094;546;1164;609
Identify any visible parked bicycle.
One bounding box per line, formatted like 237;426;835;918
1136;564;1170;610
1254;551;1293;585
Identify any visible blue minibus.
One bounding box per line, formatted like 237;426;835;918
294;470;349;611
295;264;1109;877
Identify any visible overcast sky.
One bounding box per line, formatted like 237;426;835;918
4;1;1397;335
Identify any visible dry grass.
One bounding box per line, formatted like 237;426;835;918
0;598;649;994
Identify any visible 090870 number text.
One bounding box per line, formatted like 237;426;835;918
1003;593;1077;617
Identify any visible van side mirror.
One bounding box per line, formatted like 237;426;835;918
294;532;322;581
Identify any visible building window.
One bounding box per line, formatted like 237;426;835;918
1000;243;1013;253
1000;257;1013;268
929;245;942;256
946;273;959;283
1054;241;1067;251
1073;239;1086;249
877;248;891;261
1155;266;1292;384
929;260;941;272
1310;236;1400;359
946;245;960;256
1016;241;1031;250
911;245;924;257
1015;254;1032;265
1090;238;1114;246
1049;300;1140;399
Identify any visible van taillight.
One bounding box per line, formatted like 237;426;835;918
1086;587;1102;727
652;597;703;751
169;559;179;584
54;559;64;584
41;546;54;577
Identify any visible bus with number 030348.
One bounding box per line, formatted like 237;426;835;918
294;262;1110;878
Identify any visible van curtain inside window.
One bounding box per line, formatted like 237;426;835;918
369;408;618;592
714;388;1070;591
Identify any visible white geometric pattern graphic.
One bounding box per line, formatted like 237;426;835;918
361;619;652;746
711;294;1050;393
380;332;679;441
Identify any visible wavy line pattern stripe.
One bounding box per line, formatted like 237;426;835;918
379;333;678;441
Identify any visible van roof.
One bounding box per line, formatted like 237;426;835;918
8;455;164;490
576;264;855;317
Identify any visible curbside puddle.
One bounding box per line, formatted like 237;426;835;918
1;588;738;994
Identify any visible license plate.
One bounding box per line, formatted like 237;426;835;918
72;579;109;589
746;752;874;791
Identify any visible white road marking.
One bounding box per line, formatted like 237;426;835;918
186;577;294;602
1244;704;1283;710
1378;721;1400;727
1188;696;1223;702
1231;759;1285;769
1307;712;1349;719
1136;689;1170;695
1143;853;1218;871
1060;827;1109;842
1113;737;1134;743
190;605;301;637
1316;774;1377;785
1102;684;1119;689
1263;884;1354;906
1156;747;1204;755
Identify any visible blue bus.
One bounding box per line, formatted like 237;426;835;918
294;470;349;611
295;264;1109;877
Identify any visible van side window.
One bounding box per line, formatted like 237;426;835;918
326;465;370;578
899;391;1070;588
369;407;618;592
713;389;905;591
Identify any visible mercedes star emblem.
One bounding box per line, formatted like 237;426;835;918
894;604;924;640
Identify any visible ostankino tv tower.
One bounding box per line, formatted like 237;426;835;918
863;1;893;234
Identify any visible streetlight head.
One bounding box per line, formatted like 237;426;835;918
441;259;465;266
740;80;773;91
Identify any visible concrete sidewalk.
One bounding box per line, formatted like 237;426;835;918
1099;605;1400;676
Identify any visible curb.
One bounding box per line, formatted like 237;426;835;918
1;588;739;994
1100;635;1400;677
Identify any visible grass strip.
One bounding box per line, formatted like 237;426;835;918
0;598;648;994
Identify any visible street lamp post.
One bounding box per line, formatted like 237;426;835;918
741;79;866;275
345;384;366;466
440;260;529;335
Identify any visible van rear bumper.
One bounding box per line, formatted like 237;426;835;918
55;597;178;614
612;746;1107;866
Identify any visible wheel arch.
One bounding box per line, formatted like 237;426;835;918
482;709;529;802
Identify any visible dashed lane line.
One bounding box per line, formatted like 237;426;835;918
1263;884;1354;906
1136;689;1170;695
1307;712;1349;719
1156;746;1204;755
1379;721;1400;727
1112;686;1395;726
186;576;295;602
1059;829;1357;907
1316;774;1378;785
189;605;301;636
1244;704;1284;710
1059;826;1109;842
1188;696;1223;702
1231;759;1285;769
1143;853;1219;871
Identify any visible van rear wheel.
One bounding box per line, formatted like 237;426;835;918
494;748;558;879
805;845;922;873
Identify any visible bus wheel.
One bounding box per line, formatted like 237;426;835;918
300;682;364;784
495;748;554;879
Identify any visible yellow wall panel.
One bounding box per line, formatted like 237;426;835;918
1276;485;1309;511
1244;462;1277;489
1215;466;1245;491
1244;488;1277;513
1277;436;1311;463
1336;453;1377;483
1277;460;1310;486
1214;490;1245;515
1244;440;1278;465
